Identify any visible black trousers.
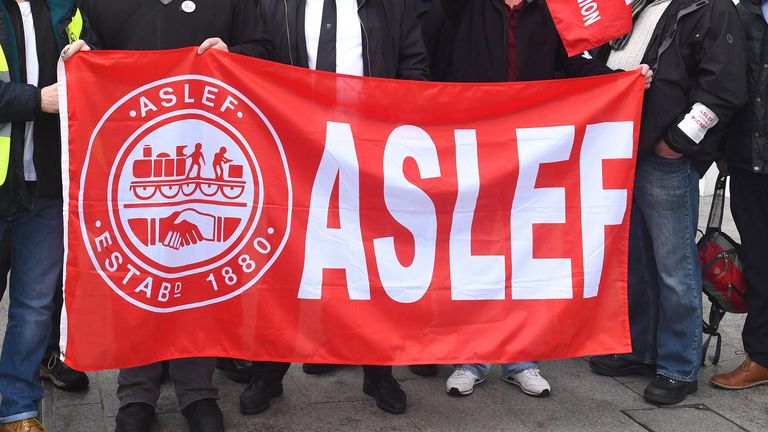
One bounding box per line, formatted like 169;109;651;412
252;362;392;384
730;168;768;367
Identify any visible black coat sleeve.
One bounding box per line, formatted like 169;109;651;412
227;0;271;59
558;48;616;78
665;0;748;156
0;81;40;123
397;0;431;81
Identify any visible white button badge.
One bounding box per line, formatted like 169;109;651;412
181;0;196;13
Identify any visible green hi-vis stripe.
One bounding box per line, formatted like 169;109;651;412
0;135;10;187
0;43;8;73
66;9;83;43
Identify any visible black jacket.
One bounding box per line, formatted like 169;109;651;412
599;0;747;177
255;0;430;80
426;0;614;82
78;0;268;56
723;0;767;174
0;0;96;216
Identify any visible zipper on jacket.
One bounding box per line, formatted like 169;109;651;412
283;0;295;66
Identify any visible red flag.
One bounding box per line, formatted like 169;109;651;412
546;0;633;56
60;49;643;370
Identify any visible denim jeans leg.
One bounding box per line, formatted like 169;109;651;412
454;364;491;380
622;195;659;365
500;362;539;377
0;198;63;422
634;155;701;381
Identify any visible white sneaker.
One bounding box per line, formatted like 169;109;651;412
502;368;551;397
446;369;485;396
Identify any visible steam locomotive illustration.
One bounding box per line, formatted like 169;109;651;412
129;144;246;201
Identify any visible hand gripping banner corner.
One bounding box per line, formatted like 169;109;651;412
60;48;643;371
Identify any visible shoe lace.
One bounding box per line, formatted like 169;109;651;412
454;370;476;380
523;368;542;378
19;419;46;432
735;351;752;370
46;353;58;370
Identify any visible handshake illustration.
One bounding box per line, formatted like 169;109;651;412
128;209;240;251
160;209;217;250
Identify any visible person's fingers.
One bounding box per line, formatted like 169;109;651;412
197;38;219;55
62;40;90;61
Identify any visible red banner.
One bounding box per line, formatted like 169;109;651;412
546;0;632;56
60;49;643;371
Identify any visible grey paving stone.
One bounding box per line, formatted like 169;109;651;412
403;374;531;432
309;401;419;432
50;372;102;406
221;402;328;432
288;364;377;404
624;404;749;432
480;359;649;432
98;370;121;418
53;403;106;432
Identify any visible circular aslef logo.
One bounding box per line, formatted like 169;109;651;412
80;76;291;312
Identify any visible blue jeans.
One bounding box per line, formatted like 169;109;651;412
0;197;63;423
455;362;538;379
621;154;702;382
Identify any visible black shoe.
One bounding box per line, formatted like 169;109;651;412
182;398;225;432
363;375;407;414
216;358;253;383
115;402;155;432
239;377;284;415
589;355;656;377
644;375;698;405
39;352;89;391
408;364;439;377
301;363;340;375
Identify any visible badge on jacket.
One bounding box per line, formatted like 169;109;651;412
181;1;196;13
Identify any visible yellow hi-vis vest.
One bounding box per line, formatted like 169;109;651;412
0;8;83;187
0;43;10;187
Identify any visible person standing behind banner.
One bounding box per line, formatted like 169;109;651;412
0;0;94;430
709;0;768;391
417;0;652;399
239;0;429;417
588;0;747;405
75;1;268;431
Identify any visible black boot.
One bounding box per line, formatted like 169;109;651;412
408;364;439;377
363;374;407;414
589;355;656;377
301;363;340;375
644;375;698;405
239;377;283;415
216;358;253;383
115;402;155;432
39;352;89;391
182;398;225;432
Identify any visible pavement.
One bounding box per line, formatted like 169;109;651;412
1;196;767;432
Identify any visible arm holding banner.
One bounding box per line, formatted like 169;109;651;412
0;81;41;121
663;0;748;157
217;0;270;59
